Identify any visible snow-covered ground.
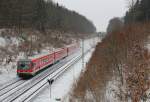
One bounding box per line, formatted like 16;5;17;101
105;77;126;102
0;30;22;85
0;36;20;47
0;37;100;101
32;43;97;102
32;38;100;102
0;62;18;85
143;37;150;102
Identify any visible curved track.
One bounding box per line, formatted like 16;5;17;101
0;47;93;102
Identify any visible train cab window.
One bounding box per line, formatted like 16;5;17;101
18;61;31;70
32;62;36;68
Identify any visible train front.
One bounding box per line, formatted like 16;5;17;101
17;59;33;77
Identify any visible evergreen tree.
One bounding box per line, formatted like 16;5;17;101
125;0;150;23
0;0;96;34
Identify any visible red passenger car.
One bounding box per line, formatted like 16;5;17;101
54;48;67;62
17;52;55;77
17;43;79;78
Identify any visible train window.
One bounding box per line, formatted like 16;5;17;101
18;61;30;70
43;58;48;63
32;62;36;67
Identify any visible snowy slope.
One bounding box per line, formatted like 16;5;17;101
33;38;100;102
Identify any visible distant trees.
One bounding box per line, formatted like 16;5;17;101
0;0;37;28
124;0;150;23
0;0;96;34
107;17;124;33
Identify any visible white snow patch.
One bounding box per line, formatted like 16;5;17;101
33;49;94;102
0;37;6;47
33;37;100;102
105;78;121;102
0;37;101;101
143;37;150;102
0;62;17;85
10;37;20;46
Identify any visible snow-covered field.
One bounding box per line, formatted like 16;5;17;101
143;37;150;102
33;49;94;102
0;62;18;85
0;29;22;85
32;38;100;102
0;37;100;102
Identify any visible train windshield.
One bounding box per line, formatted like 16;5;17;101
18;61;31;70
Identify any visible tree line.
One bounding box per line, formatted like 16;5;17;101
125;0;150;24
0;0;96;33
107;0;150;33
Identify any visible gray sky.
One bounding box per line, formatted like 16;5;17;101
53;0;127;32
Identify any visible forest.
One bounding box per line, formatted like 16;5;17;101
125;0;150;24
107;0;150;33
70;0;150;102
0;0;96;34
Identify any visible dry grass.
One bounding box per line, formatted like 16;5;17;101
69;23;150;102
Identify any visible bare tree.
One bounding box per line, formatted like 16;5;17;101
127;0;137;9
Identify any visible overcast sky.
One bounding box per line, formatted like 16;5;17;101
53;0;127;32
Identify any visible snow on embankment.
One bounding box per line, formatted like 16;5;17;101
0;28;77;84
69;24;150;102
0;29;22;84
0;28;98;86
33;37;100;102
143;36;150;102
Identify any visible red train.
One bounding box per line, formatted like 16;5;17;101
17;43;79;77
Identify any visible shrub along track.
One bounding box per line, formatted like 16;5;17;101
70;24;150;102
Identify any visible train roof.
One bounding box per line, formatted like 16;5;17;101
18;59;31;62
18;43;78;61
28;51;53;60
28;47;65;60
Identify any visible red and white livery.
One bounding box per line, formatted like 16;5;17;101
17;43;79;77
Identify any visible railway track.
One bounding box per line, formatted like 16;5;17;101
15;54;82;102
0;48;92;102
0;78;21;91
0;53;77;102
